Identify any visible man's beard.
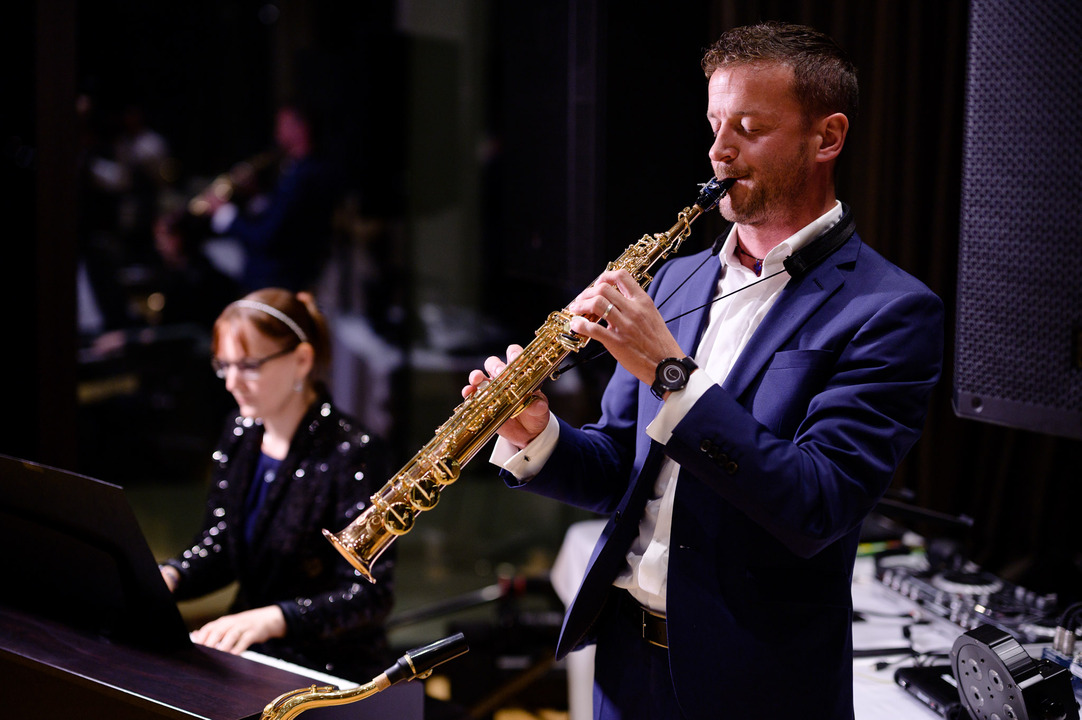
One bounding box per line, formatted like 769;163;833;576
721;143;811;227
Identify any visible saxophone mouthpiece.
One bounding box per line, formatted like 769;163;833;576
696;177;736;211
384;633;469;685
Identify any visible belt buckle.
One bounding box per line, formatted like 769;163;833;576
639;605;667;649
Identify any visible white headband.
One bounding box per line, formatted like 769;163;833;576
232;300;308;343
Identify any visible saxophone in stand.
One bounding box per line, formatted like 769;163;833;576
324;177;735;582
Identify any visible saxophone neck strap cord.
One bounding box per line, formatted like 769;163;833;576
552;204;857;379
665;202;856;322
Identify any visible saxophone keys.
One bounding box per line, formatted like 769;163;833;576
382;502;415;535
432;457;461;485
406;476;441;510
511;394;539;418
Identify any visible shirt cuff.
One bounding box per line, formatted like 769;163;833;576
489;412;560;481
645;369;715;445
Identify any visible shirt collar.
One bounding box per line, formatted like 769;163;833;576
720;200;845;275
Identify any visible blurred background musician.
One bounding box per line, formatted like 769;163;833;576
195;102;345;294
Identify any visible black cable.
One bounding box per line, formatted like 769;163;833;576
653;235;727;312
875;649;950;672
1057;601;1082;629
550;204;854;379
853;608;919;620
659;268;788;325
551;239;724;381
855;647;914;660
913;650;951;666
550;266;787;380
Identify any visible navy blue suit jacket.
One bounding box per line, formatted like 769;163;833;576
514;230;944;719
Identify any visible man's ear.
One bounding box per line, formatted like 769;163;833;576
815;112;849;163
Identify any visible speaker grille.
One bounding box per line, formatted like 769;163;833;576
954;0;1082;439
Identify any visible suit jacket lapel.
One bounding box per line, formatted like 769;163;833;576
689;261;723;352
663;254;722;355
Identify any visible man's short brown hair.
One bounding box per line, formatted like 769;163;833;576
702;21;859;123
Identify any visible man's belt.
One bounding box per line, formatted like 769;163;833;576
619;593;668;649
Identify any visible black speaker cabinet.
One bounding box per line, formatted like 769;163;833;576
953;0;1082;440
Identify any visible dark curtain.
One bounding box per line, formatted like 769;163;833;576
709;0;1082;597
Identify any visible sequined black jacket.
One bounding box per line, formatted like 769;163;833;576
165;395;394;680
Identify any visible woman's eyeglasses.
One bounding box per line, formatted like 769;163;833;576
211;345;297;379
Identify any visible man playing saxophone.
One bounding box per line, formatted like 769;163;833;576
464;21;943;720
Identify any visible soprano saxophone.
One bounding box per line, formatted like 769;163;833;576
324;177;734;582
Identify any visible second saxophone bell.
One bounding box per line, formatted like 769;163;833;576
325;177;734;583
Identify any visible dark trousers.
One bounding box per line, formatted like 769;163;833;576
591;593;689;720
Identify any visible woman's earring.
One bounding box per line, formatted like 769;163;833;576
294;380;304;392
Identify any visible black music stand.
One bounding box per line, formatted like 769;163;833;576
0;452;191;651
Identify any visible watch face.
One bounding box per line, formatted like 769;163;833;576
652;357;696;399
658;359;688;389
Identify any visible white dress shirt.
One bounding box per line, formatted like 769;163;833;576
492;202;844;614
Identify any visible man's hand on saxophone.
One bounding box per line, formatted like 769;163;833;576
566;268;687;388
462;266;691;453
462;343;551;450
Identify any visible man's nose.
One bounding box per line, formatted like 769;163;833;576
709;130;737;164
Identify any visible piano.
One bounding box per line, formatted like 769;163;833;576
0;454;423;719
0;602;423;719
